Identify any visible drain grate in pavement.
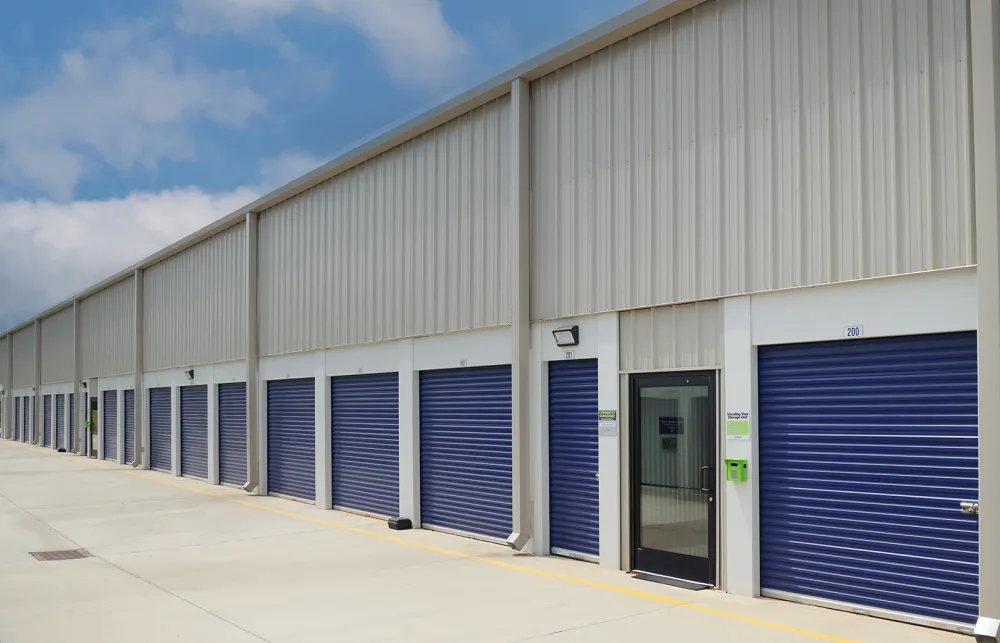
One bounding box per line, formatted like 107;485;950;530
30;549;92;562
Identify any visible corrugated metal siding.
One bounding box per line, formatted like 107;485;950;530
144;225;246;370
80;278;134;378
0;336;9;391
620;301;722;371
259;98;511;356
40;307;74;384
12;327;35;388
530;0;973;320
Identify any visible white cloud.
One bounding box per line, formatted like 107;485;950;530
177;0;469;88
0;26;265;200
258;149;327;189
0;186;259;329
0;150;324;330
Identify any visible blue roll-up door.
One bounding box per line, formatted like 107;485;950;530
14;397;20;442
149;388;172;472
759;332;979;626
43;395;52;447
218;383;247;487
124;390;135;465
68;393;75;451
332;373;399;517
180;385;209;479
419;365;512;540
24;398;31;443
55;395;65;450
548;359;599;558
267;378;315;501
103;390;118;461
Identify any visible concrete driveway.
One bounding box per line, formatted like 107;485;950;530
0;440;967;643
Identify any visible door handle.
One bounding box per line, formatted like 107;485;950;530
960;500;979;515
700;466;714;492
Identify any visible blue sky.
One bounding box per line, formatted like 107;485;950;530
0;0;641;329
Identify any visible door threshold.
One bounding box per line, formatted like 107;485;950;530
631;572;711;591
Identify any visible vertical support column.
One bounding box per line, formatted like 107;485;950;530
596;313;620;569
170;386;180;477
96;388;105;461
507;77;532;551
315;352;332;510
397;339;419;525
208;382;219;485
529;323;548;556
3;335;10;440
33;320;41;445
86;378;97;457
971;1;1000;637
722;296;756;596
245;211;260;494
141;386;151;470
117;390;125;464
72;301;81;455
63;392;70;451
132;269;144;467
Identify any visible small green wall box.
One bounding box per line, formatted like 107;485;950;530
725;459;749;483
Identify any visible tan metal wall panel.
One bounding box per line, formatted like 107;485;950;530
619;300;722;371
12;327;36;388
40;307;74;384
531;0;973;320
259;97;511;356
143;224;246;370
80;277;135;378
0;335;9;391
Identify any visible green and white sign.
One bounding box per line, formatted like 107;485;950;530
598;410;617;437
726;412;750;441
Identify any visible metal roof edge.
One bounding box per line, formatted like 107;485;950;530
1;0;704;337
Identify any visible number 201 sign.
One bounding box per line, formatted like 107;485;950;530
844;325;864;339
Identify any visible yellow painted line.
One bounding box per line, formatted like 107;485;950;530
115;470;863;643
2;444;862;642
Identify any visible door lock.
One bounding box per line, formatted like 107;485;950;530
960;500;979;515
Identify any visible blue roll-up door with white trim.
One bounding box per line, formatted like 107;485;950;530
103;390;117;461
55;394;65;450
419;365;512;540
267;378;315;501
124;390;135;465
548;359;600;558
68;393;75;451
331;372;399;517
758;332;979;626
43;395;52;448
180;385;209;479
218;383;247;487
24;398;31;443
14;397;20;442
149;388;172;472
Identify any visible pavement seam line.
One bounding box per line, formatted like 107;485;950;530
123;469;863;643
95;555;275;643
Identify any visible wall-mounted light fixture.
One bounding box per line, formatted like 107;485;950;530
185;369;195;381
552;325;580;348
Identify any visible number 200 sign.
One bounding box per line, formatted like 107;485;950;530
844;325;863;339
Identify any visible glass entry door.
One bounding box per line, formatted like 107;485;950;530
630;371;716;585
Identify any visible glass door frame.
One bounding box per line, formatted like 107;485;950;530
628;370;718;585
